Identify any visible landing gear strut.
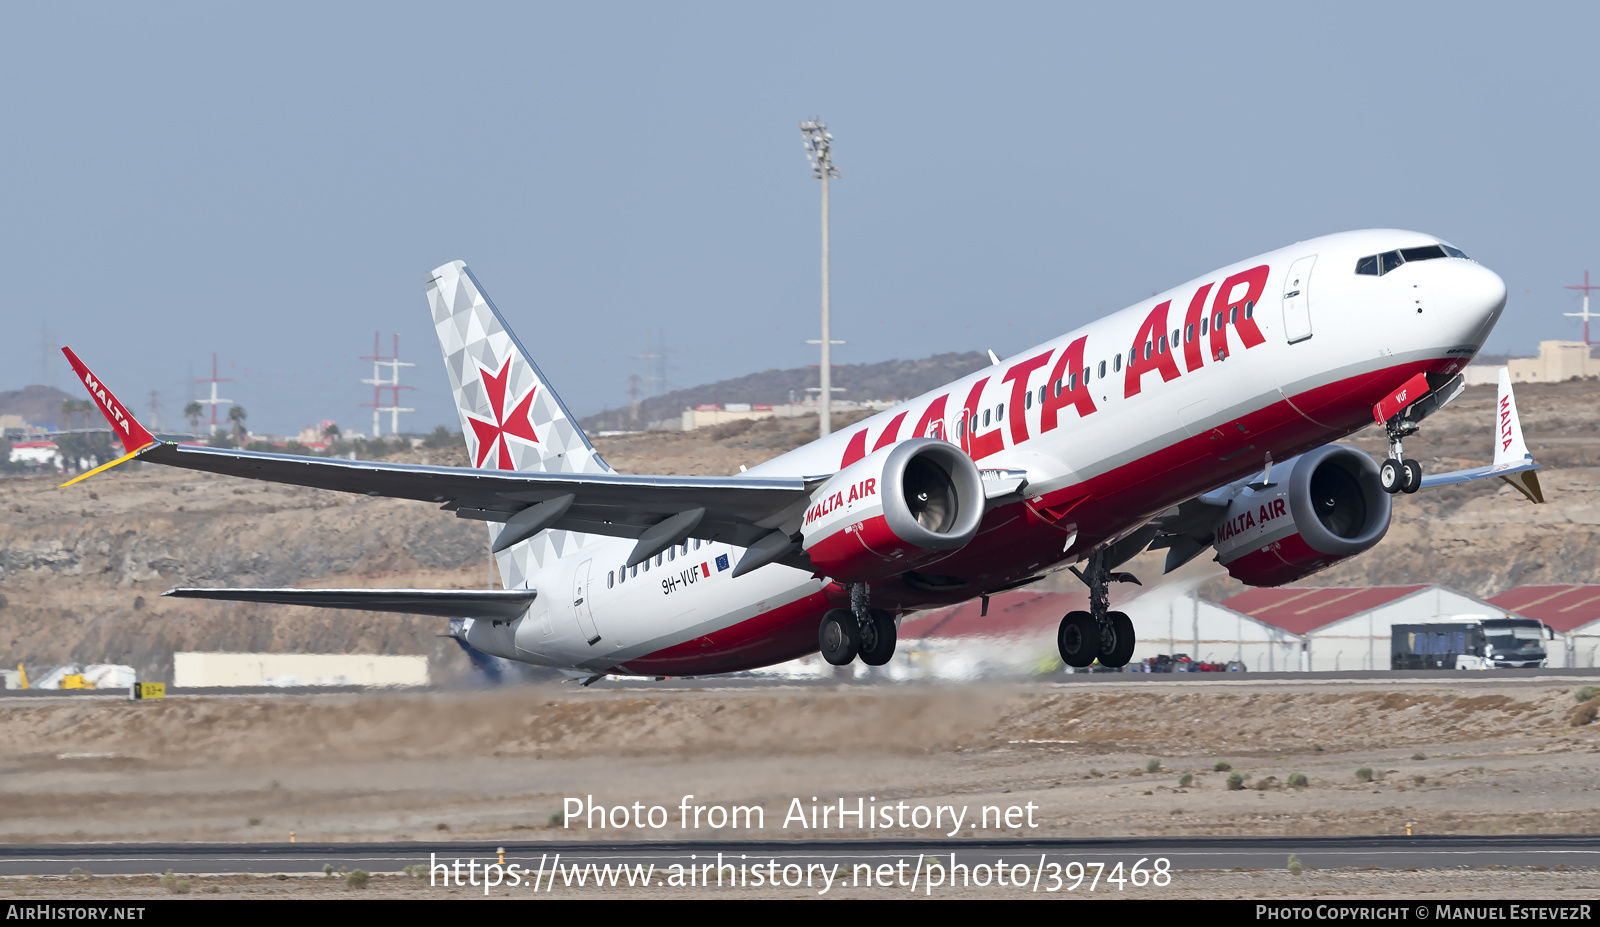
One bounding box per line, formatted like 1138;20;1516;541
819;584;897;667
1061;551;1138;668
1380;420;1422;495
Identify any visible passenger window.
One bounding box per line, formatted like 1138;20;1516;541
681;542;689;555
1082;367;1090;385
996;402;1004;421
1378;250;1405;274
640;560;647;574
655;552;663;567
1097;360;1106;378
668;546;674;562
1144;341;1153;360
982;409;990;428
1185;323;1194;342
693;538;701;550
1038;385;1046;404
1245;300;1253;319
1158;335;1167;354
1068;372;1078;390
1201;317;1209;335
1024;390;1032;410
1355;255;1379;275
1053;378;1062;396
1114;354;1122;372
1229;306;1237;324
608;570;614;588
1171;329;1180;346
958;418;966;438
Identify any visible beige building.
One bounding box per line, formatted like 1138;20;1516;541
173;652;429;688
1467;341;1600;385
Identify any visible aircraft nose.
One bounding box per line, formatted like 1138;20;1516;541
1434;259;1506;345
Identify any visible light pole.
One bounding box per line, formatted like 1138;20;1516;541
801;119;842;437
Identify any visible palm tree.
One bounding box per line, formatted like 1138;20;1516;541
228;405;248;444
323;422;341;441
183;401;203;435
60;399;82;431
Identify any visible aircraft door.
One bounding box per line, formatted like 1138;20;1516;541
1282;255;1316;344
572;560;601;645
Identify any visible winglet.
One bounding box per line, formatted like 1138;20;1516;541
1494;368;1543;503
58;347;157;487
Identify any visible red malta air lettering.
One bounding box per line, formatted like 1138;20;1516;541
803;477;878;528
1207;265;1269;361
1500;395;1515;452
959;378;1004;460
1001;350;1052;443
839;411;909;468
1215;497;1288;544
1124;300;1182;398
1040;335;1096;433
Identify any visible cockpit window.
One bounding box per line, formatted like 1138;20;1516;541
1400;245;1447;262
1355;243;1469;276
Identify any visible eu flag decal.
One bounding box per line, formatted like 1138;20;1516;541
715;554;730;572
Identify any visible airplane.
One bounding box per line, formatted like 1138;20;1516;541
61;228;1542;681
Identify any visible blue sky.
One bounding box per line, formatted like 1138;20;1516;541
4;3;1598;435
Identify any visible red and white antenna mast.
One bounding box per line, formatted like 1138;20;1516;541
1565;270;1600;346
195;353;232;428
361;332;415;438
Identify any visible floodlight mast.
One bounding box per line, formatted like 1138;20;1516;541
801;118;842;437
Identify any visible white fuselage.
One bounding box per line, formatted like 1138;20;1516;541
462;229;1506;676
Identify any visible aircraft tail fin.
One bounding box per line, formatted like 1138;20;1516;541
1416;367;1542;503
57;347;159;487
425;261;610;584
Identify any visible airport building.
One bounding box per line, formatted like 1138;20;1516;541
1220;585;1527;671
173;652;430;688
1463;340;1600;385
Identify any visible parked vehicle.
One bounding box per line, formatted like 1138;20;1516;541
1391;617;1554;670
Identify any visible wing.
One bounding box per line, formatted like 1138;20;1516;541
138;441;821;559
162;587;539;619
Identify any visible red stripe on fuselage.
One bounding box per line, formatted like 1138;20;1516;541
617;590;836;676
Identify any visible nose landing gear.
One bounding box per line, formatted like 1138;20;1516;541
1380;426;1423;495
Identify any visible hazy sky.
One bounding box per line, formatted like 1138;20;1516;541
5;3;1599;436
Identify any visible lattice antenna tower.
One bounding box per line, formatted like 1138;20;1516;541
361;332;415;438
195;353;233;428
1565;271;1600;346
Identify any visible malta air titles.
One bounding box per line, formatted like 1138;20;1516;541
804;477;878;529
835;264;1272;470
1214;497;1289;545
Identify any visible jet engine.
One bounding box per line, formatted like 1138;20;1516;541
1213;445;1392;587
801;438;986;583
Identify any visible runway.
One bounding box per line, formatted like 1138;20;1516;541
3;666;1598;699
4;835;1597;877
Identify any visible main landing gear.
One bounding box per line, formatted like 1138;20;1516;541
1379;420;1422;495
1059;550;1137;669
818;583;897;667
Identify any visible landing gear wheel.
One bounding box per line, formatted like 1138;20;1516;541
1099;611;1136;668
1058;610;1099;668
1380;458;1403;494
818;609;859;666
857;609;898;666
1401;458;1422;494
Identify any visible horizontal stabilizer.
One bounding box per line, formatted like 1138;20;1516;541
162;587;538;619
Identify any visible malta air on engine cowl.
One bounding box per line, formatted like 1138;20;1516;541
64;231;1541;680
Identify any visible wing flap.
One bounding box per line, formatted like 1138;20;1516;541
162;587;539;619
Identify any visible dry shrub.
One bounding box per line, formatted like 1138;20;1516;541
1569;701;1599;727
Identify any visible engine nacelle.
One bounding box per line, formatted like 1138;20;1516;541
801;438;986;583
1214;445;1391;587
